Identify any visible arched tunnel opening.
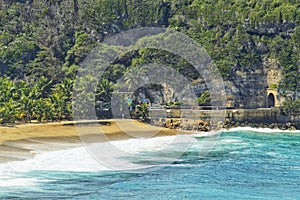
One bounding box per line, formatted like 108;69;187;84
268;93;275;108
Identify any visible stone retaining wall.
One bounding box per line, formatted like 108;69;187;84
150;108;290;124
149;108;298;131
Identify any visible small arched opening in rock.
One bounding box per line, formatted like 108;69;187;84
268;93;275;108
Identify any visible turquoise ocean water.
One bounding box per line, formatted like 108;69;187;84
0;128;299;199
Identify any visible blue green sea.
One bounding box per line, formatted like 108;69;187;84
1;128;299;199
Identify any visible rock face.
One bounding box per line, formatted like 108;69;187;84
190;66;268;109
185;56;285;109
227;65;268;109
133;85;175;105
246;22;296;38
143;62;281;109
264;58;282;87
191;50;285;109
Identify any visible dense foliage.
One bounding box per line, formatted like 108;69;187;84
0;76;73;123
0;0;299;123
281;98;300;121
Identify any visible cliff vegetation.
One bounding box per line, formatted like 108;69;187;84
0;0;299;123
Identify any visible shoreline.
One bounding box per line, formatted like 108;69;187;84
0;119;299;164
0;119;183;145
1;118;299;144
0;119;180;163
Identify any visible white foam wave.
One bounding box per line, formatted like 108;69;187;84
0;147;108;188
0;133;222;187
110;134;196;153
0;135;180;174
219;139;244;144
223;126;300;134
5;147;108;173
83;134;200;171
0;177;41;188
193;130;221;137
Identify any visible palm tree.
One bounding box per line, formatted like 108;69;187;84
111;64;126;81
54;78;73;100
135;103;149;121
0;77;14;102
96;78;115;102
73;75;97;119
32;98;46;122
0;77;18;123
19;95;34;123
124;66;147;91
49;78;75;121
49;92;65;121
0;99;17;124
35;76;53;98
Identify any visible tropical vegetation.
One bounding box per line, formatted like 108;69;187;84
0;76;73;123
0;0;299;124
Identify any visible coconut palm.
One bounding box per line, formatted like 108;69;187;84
49;92;65;121
0;77;14;102
135;103;149;121
96;78;115;102
0;99;17;124
35;76;53;98
54;78;74;100
124;66;147;91
73;75;97;119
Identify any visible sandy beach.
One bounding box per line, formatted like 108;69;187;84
0;119;184;143
0;120;183;163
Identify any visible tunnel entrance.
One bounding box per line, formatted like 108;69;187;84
268;93;275;108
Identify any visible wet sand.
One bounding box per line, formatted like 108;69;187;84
0;120;184;163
